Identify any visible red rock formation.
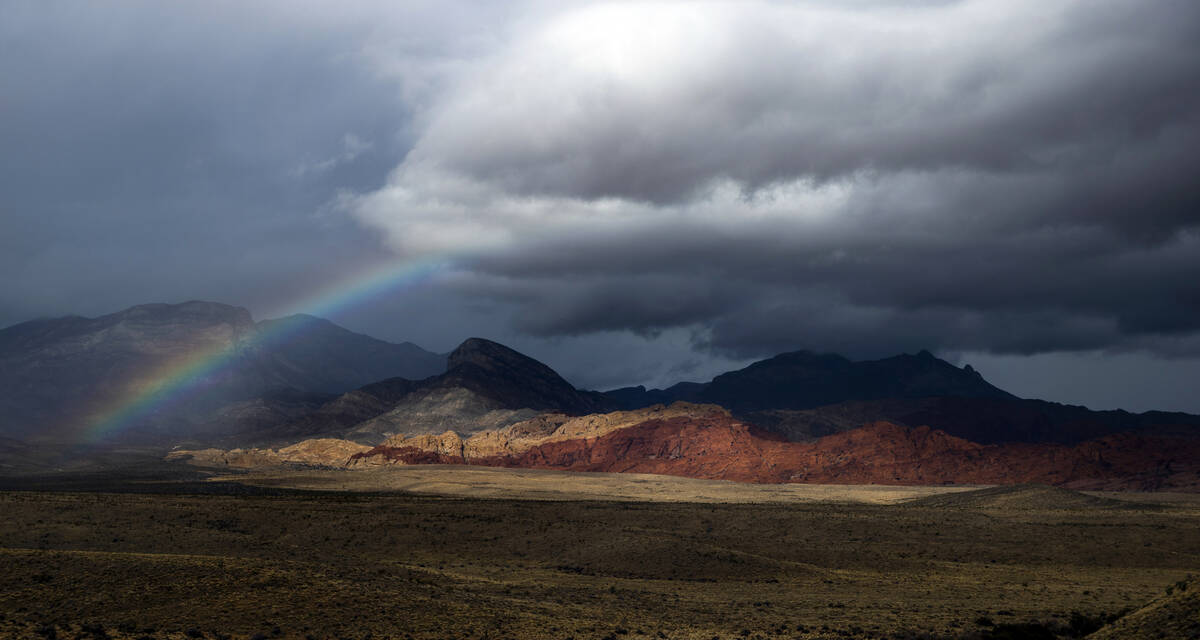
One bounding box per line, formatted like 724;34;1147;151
489;416;795;482
349;414;1200;491
353;445;458;466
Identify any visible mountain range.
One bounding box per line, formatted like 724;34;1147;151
3;300;1198;489
0;301;445;445
610;350;1200;445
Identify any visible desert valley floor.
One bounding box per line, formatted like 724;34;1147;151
1;467;1198;640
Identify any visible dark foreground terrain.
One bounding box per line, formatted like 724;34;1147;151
1;478;1198;640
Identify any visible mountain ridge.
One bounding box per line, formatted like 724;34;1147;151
0;301;446;445
606;347;1013;412
4;300;1200;491
604;349;1200;445
246;337;618;446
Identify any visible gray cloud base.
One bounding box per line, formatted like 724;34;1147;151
346;0;1200;362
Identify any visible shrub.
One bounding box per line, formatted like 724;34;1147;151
982;622;1056;640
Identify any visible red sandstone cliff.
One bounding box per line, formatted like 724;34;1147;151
349;412;1200;491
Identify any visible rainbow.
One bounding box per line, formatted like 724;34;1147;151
82;258;446;444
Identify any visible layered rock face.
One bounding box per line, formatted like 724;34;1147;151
340;387;544;443
345;402;731;467
333;403;1200;491
173;401;1200;491
167;438;372;468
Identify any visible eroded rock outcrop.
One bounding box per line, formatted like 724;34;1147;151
346;402;729;467
349;408;1200;490
168;438;371;468
175;402;1200;491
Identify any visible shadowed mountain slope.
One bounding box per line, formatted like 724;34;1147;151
702;349;1014;411
607;350;1200;445
6;298;1200;467
239;376;423;445
439;338;614;416
0;301;445;444
249;337;618;445
607;349;1011;414
253;314;446;391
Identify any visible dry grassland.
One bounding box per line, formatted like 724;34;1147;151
213;465;982;504
0;469;1197;639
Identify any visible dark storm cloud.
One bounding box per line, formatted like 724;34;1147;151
352;0;1200;363
446;212;1200;358
703;301;1124;360
445;270;754;337
5;1;1200;407
0;1;508;326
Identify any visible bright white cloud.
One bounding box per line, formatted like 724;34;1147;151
343;0;1200;359
351;0;1191;251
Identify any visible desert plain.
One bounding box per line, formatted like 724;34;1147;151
1;466;1198;640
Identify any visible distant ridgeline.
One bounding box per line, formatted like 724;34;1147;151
0;301;446;446
3;300;1199;490
604;349;1200;445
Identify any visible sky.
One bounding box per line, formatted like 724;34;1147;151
2;0;1199;412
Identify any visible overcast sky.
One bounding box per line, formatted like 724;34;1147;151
3;0;1199;412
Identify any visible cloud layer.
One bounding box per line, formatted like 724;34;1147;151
350;0;1200;359
4;0;1200;405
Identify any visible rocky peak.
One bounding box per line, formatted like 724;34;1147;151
443;338;612;415
610;345;1015;415
862;351;1012;400
448;338;576;392
449;338;558;374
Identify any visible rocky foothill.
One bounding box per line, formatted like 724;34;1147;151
2;301;1197;491
173;402;1200;491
